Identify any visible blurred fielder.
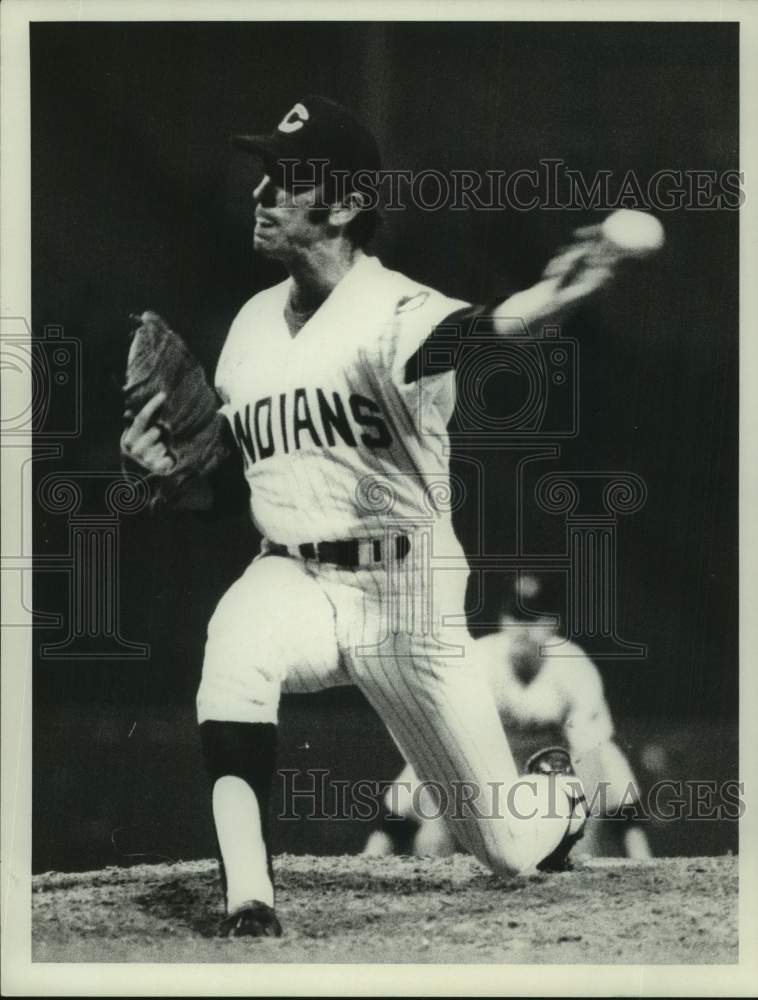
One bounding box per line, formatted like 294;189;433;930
364;575;652;861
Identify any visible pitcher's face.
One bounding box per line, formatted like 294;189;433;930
252;173;329;261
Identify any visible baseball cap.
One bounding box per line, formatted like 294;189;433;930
230;95;381;191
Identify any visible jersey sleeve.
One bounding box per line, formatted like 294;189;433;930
401;282;523;384
402;301;493;384
381;287;471;388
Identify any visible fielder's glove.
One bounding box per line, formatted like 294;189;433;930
121;311;229;509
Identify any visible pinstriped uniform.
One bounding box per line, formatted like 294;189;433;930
196;252;571;873
389;632;640;823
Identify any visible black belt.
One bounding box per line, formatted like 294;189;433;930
267;535;411;568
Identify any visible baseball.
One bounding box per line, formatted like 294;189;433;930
601;209;666;258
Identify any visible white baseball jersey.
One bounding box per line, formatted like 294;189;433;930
479;632;615;756
200;252;582;876
215;252;468;546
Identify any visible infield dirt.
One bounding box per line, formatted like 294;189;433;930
32;854;737;964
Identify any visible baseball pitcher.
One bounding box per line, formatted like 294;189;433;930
121;96;639;938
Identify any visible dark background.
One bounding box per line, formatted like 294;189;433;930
31;21;738;872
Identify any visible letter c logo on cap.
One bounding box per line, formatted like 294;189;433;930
278;102;309;134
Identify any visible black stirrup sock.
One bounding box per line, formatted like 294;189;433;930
200;720;278;891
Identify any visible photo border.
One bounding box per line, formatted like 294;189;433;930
2;1;756;995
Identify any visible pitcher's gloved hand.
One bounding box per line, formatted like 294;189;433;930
120;311;229;509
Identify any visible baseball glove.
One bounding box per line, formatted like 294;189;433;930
121;311;229;508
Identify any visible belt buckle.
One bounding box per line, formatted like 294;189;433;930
367;535;410;565
355;539;379;566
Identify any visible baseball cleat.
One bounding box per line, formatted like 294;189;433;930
526;746;587;872
218;899;283;938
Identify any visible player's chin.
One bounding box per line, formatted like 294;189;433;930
252;232;280;258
